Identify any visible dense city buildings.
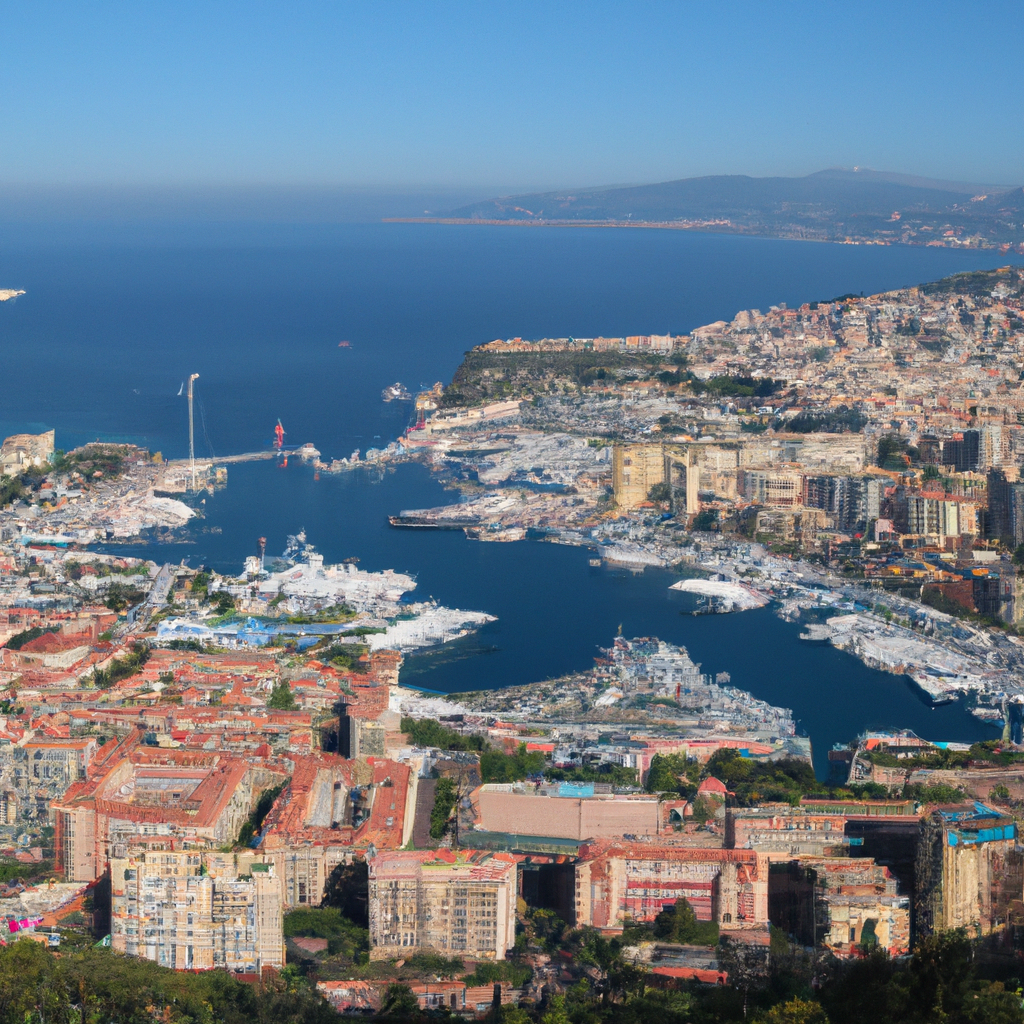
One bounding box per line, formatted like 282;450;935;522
4;267;1024;1005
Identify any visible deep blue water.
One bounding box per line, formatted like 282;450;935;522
108;459;997;776
0;224;1016;773
0;224;1015;459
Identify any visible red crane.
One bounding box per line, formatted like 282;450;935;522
273;419;285;450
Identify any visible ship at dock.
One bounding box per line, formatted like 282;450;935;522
388;511;480;529
381;382;412;402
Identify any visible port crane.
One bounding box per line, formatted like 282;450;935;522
273;419;286;450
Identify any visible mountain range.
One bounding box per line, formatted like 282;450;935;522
441;168;1024;249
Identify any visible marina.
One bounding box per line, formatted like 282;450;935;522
668;577;769;612
100;459;999;777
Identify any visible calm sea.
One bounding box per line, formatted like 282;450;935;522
0;222;1017;773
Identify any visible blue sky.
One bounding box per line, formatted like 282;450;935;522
1;1;1022;191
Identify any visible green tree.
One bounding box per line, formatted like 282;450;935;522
645;752;694;795
652;897;719;945
479;744;544;783
0;475;24;508
430;777;458;839
4;626;45;651
904;929;975;1022
382;983;420;1017
499;1006;533;1024
758;998;830;1024
541;994;571;1024
401;717;487;751
692;509;717;531
267;681;297;710
283;905;369;961
92;642;150;689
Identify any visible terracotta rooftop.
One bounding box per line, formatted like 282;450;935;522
19;632;91;654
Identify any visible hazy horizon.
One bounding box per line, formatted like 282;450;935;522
1;164;1020;229
2;2;1022;197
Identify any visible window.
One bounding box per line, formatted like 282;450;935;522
721;913;732;924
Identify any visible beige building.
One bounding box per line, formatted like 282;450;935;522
821;893;909;957
754;507;832;543
612;443;665;507
254;843;353;909
0;791;18;825
916;805;1021;937
664;447;701;514
110;845;284;973
741;469;803;507
0;430;55;475
771;856;909;956
477;784;660;841
368;849;517;960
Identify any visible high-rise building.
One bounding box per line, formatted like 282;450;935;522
803;475;841;515
980;424;1009;471
987;469;1013;540
110;846;284;973
836;475;884;533
612;444;666;508
1010;483;1024;547
368;849;517;960
915;804;1020;938
942;431;980;473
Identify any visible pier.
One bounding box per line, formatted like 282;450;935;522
166;451;278;468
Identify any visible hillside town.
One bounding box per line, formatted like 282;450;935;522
394;266;1024;720
4;267;1024;1018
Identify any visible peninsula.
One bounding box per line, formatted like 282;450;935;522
3;268;1024;1019
386;265;1024;721
394;167;1024;251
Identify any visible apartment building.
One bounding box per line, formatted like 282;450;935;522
574;841;769;931
612;444;666;508
53;743;285;881
368;849;517;961
916;803;1021;938
110;845;284;972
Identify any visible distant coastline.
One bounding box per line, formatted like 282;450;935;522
382;217;1018;251
419;168;1024;253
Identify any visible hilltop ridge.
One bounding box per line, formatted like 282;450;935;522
432;168;1024;250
